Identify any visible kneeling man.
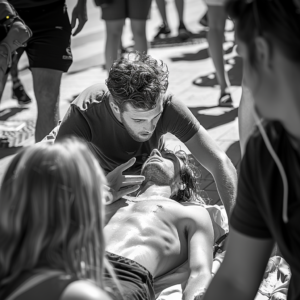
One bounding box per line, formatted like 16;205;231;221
104;148;228;300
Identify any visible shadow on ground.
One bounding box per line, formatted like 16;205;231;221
193;55;243;87
150;30;207;48
171;43;235;62
0;107;29;120
0;147;22;160
189;106;238;130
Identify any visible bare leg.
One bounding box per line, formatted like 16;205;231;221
131;20;148;54
207;5;230;96
155;0;168;25
239;83;256;156
105;19;125;72
32;68;62;142
175;0;184;24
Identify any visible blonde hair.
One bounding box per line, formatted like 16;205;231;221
0;138;107;289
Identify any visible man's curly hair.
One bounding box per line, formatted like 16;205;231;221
106;52;169;111
164;149;206;205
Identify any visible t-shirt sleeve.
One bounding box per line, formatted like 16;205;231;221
230;137;272;239
161;98;200;143
56;104;92;142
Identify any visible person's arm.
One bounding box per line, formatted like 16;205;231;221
71;0;88;36
203;228;274;300
182;206;214;300
185;127;237;216
60;280;112;300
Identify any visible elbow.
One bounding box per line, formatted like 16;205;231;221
189;269;212;283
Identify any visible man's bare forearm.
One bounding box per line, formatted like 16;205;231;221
183;272;211;300
212;156;237;216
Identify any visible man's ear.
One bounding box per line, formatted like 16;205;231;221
254;36;273;71
110;100;121;114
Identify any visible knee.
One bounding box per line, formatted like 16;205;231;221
106;22;124;39
35;84;60;104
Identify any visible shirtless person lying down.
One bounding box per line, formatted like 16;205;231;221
104;148;229;300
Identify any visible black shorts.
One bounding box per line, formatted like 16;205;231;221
15;1;72;72
104;251;155;300
101;0;152;21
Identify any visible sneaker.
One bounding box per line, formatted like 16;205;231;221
12;81;31;105
154;24;171;39
178;27;191;41
218;93;233;107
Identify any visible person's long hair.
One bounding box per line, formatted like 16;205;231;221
0;138;107;289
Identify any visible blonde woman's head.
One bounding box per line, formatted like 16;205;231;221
0;138;107;288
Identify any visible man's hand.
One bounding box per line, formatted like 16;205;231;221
106;157;145;204
71;0;87;36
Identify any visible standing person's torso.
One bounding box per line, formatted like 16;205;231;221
231;121;300;300
104;197;207;278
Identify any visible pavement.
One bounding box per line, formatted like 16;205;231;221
0;0;242;205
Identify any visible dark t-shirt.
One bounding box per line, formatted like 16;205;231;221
56;83;200;174
231;121;300;300
0;270;76;300
8;0;63;9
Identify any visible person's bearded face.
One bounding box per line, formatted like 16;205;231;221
141;149;182;186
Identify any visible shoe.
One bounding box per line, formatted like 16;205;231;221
218;93;233;107
12;81;31;105
154;24;171;39
178;22;191;41
199;13;208;27
178;27;191;40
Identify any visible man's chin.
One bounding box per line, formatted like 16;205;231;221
130;133;153;142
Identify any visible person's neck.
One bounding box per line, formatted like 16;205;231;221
136;181;172;199
278;59;300;141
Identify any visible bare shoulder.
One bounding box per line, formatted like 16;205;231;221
60;280;112;300
178;203;212;229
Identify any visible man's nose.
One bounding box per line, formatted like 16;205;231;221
150;149;161;157
144;121;156;133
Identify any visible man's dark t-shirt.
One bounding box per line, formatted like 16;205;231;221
56;84;200;174
8;0;63;9
230;121;300;300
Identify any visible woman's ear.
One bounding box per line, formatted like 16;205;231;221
255;36;273;71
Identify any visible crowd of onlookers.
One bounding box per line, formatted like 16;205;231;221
1;0;300;299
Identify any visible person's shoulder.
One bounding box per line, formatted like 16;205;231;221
72;83;109;112
245;121;284;163
172;201;209;220
248;121;283;145
162;95;186;110
60;280;112;300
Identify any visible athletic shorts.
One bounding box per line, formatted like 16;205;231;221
204;0;226;6
15;1;72;72
101;0;152;20
104;251;155;300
